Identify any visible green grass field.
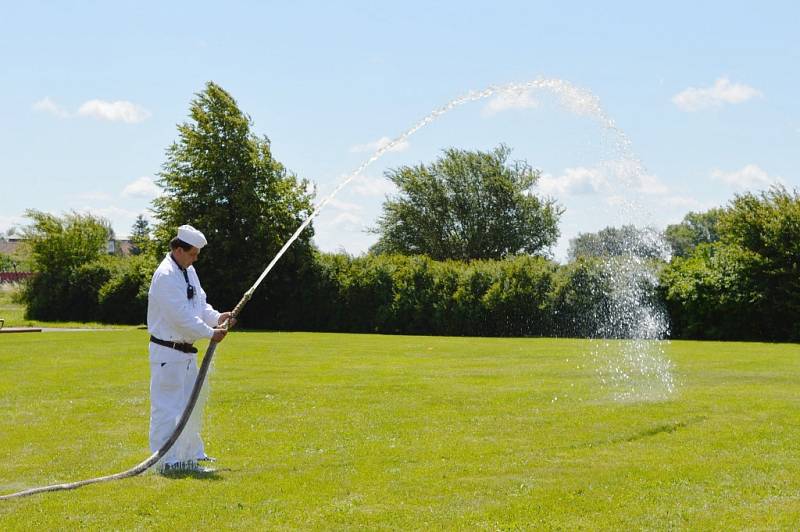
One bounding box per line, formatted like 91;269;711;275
1;329;799;529
0;285;133;330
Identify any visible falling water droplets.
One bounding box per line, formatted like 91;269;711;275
248;77;677;402
588;234;676;402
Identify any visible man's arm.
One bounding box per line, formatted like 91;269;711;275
195;278;224;328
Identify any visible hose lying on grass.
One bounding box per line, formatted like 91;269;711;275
0;293;251;501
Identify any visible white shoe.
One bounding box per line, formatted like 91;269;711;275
188;463;216;474
160;460;216;474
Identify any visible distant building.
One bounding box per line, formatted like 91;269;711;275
108;239;134;255
0;238;24;255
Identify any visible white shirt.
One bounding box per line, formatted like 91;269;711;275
147;253;221;358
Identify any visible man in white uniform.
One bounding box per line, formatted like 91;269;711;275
147;224;232;473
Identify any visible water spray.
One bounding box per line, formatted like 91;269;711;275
0;77;666;500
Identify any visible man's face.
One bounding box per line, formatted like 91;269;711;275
174;246;200;269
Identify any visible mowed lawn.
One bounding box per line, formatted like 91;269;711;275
0;287;132;330
1;330;799;529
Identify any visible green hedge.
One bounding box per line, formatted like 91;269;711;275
296;253;600;337
659;243;778;340
20;249;664;338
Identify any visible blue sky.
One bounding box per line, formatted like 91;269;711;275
2;1;798;260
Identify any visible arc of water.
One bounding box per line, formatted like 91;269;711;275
245;78;632;299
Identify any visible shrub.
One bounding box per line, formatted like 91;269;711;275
67;256;118;322
550;258;611;338
483;256;558;336
97;255;156;324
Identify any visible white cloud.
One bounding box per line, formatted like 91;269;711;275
350;136;409;154
77;99;151;123
536;166;609;196
0;215;26;234
32;97;70;118
322;197;364;213
312;219;377;255
330;212;363;227
536;160;673;201
33;97;151;123
122;176;161;198
711;164;783;190
483;89;539;116
351;174;397;197
672;77;762;112
635;173;670;196
77;205;142;237
315;196;370;231
598;159;672;196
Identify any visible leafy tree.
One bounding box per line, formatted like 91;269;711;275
718;186;800;262
718;186;800;339
19;210;112;320
567;225;667;262
21;210;111;277
371;145;562;261
130;214;152;256
151;82;315;324
0;253;14;271
660;243;768;340
664;208;723;258
660;187;800;341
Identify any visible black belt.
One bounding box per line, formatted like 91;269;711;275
150;335;198;353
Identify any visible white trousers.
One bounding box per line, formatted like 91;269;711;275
149;349;207;465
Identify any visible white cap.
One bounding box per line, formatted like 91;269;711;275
177;225;207;249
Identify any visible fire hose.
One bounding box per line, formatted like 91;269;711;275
0;291;252;501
